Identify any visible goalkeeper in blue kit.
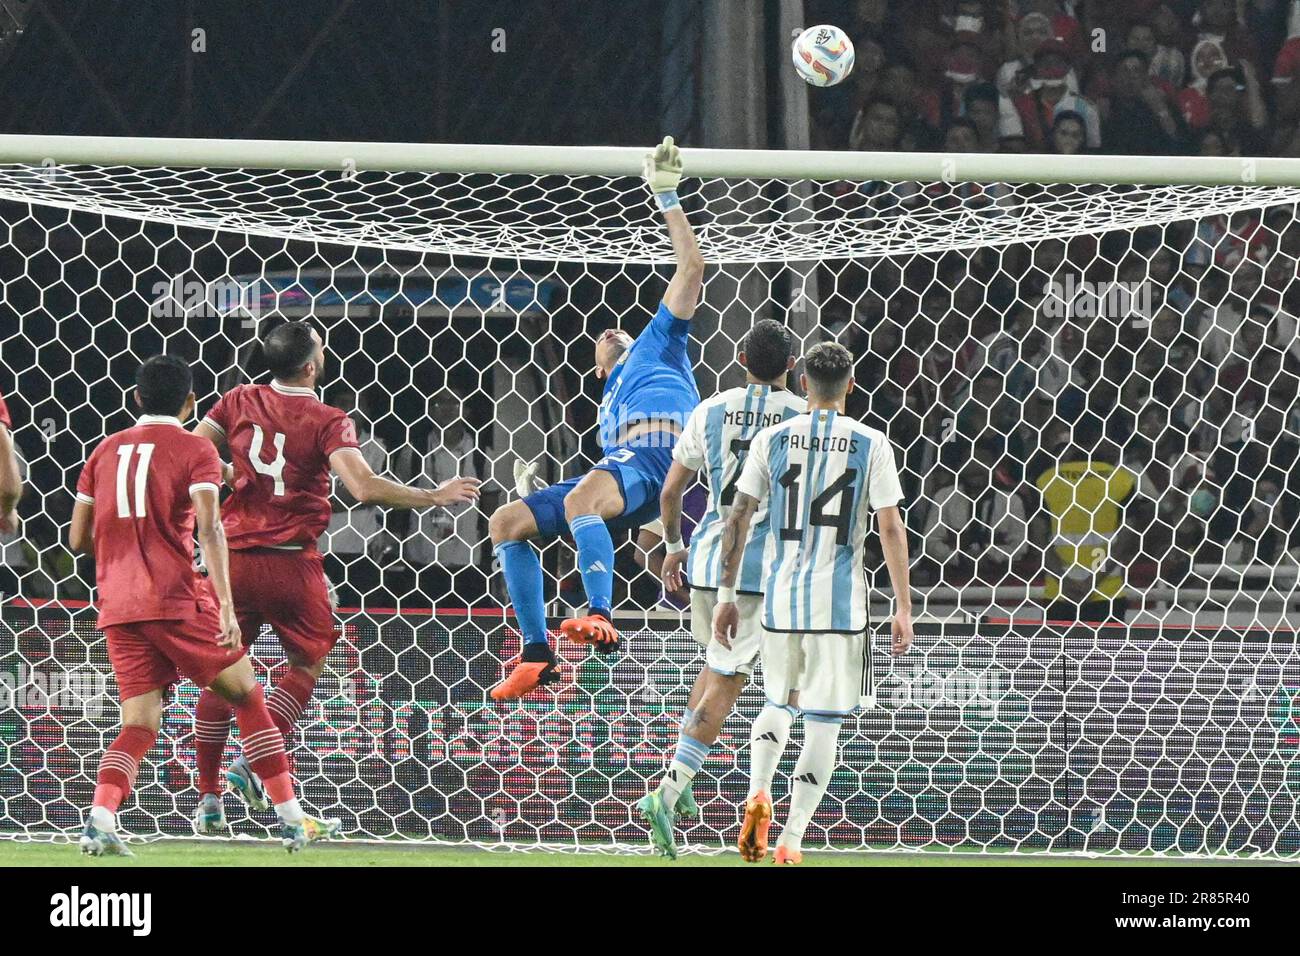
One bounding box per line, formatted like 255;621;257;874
488;137;704;700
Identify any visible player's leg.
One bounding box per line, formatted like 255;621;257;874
81;690;163;858
673;666;711;820
488;489;566;699
742;624;805;863
639;592;761;857
193;593;262;820
771;632;863;865
261;552;334;744
207;656;328;852
559;467;626;650
654;591;753;811
82;623;178;857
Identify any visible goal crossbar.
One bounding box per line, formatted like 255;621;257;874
0;133;1299;186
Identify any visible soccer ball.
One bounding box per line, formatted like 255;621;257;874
792;25;855;88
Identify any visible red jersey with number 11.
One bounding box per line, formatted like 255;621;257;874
75;416;224;628
201;381;360;551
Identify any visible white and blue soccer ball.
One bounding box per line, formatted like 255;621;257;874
792;24;855;88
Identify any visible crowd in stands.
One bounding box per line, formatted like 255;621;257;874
812;0;1300;157
783;1;1300;620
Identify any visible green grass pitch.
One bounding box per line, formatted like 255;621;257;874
0;839;1285;867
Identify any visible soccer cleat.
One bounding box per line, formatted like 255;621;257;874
560;613;621;654
738;790;774;862
636;790;678;861
490;641;562;700
226;754;270;811
303;813;343;843
193;792;229;834
281;819;310;853
80;821;134;858
773;844;803;865
675;781;700;822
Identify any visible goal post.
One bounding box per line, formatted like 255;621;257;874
2;134;1300;858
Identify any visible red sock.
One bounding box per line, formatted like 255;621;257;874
232;683;292;796
194;688;234;796
266;667;317;742
94;725;157;812
261;771;297;807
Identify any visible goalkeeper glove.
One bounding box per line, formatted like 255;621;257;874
513;459;548;498
644;135;683;211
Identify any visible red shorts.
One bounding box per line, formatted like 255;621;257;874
105;607;246;701
230;547;339;664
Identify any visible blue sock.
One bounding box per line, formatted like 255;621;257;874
494;540;548;646
569;513;614;616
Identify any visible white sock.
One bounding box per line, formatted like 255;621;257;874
748;704;795;799
89;805;115;832
275;798;304;825
659;734;709;811
778;716;841;853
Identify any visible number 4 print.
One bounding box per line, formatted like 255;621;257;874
250;424;287;496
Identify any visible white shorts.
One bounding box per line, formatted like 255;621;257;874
690;589;763;677
760;627;870;717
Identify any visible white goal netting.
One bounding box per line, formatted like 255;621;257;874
3;147;1300;858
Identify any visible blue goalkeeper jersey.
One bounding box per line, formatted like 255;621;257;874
597;301;699;454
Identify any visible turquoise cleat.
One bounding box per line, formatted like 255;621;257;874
281;819;310;853
226;755;270;811
193;793;228;835
80;821;135;858
675;781;700;822
636;790;678;861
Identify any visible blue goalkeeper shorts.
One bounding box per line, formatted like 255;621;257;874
523;440;676;542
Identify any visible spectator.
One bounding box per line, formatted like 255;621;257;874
1101;49;1185;154
1203;64;1269;155
1193;0;1260;73
1011;41;1101;151
1048;109;1087;153
1128;18;1186;89
322;384;392;607
1176;37;1231;130
962;82;1008;151
402;389;487;606
922;443;1030;579
1033;416;1140;623
849;96;902;151
996;11;1068;98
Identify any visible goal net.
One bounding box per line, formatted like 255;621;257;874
2;137;1300;858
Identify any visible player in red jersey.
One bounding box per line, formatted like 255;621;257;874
70;355;330;856
190;320;480;831
0;389;20;535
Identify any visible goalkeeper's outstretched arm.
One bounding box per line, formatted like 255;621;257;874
645;136;704;321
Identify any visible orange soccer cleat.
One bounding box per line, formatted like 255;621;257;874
490;643;562;701
560;613;621;654
773;844;803;866
738;790;774;863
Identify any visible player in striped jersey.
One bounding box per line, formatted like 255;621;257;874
716;341;914;864
636;319;804;860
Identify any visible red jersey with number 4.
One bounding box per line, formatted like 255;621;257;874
201;381;359;550
75;416;224;628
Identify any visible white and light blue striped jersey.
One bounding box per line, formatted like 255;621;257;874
674;383;806;593
735;409;903;634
